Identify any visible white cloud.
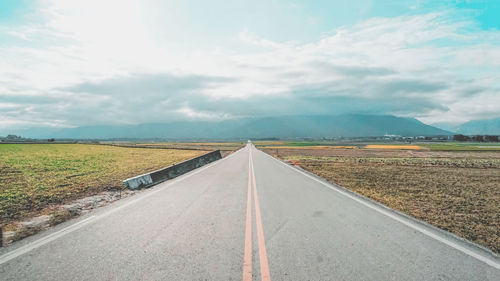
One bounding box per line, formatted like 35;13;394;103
176;106;234;120
238;29;286;49
1;1;499;130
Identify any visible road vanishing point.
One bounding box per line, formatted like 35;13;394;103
1;143;499;280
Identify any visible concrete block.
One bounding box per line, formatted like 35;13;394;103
123;150;222;190
123;174;153;190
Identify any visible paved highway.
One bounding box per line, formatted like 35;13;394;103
1;144;499;280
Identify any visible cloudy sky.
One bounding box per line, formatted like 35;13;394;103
1;0;499;132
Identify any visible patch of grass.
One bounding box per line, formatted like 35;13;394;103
251;141;288;146
256;141;359;149
0;144;205;223
262;145;357;149
265;148;500;253
137;142;244;147
365;144;425;150
422;143;500;151
287;142;328;147
110;141;245;157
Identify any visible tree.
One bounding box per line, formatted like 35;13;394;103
453;134;469;141
6;134;20;139
485;135;499;142
472;135;484;142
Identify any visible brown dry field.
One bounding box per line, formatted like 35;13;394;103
261;146;500;253
365;144;425;150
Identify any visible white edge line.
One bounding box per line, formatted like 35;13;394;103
256;148;500;270
0;216;96;264
0;146;246;265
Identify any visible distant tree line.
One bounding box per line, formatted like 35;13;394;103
0;134;55;143
453;134;499;142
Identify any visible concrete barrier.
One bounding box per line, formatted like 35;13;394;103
123;150;222;190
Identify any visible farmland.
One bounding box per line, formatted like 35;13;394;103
0;144;207;224
258;140;500;151
422;142;500;151
365;144;424;150
104;141;246;157
260;144;500;253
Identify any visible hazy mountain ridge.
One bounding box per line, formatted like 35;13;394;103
455;118;500;135
8;114;451;139
432;117;500;135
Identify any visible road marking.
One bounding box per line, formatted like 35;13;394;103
0;215;96;264
250;147;272;281
259;149;500;270
243;147;253;281
0;147;245;266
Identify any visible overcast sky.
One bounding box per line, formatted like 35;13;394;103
1;0;499;131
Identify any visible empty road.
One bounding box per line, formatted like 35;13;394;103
1;144;499;280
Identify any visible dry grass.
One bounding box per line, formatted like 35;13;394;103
422;143;500;151
0;144;206;224
266;147;500;159
252;141;288;146
138;142;241;146
263;147;500;253
261;145;357;149
365;144;426;150
123;142;244;157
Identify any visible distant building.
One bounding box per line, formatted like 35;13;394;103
383;134;402;140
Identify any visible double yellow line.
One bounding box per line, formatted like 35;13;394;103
243;146;271;281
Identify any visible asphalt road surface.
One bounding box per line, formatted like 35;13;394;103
1;143;499;280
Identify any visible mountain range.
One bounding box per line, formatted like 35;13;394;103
456;118;500;135
432;117;500;135
7;114;452;140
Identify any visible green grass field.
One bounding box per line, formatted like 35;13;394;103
0;144;205;223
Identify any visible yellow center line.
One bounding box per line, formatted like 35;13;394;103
243;148;253;281
250;146;271;281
